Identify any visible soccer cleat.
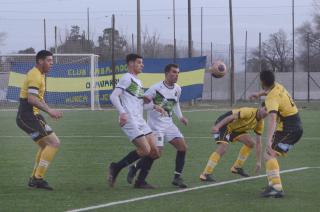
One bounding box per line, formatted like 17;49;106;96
134;180;156;189
127;164;138;184
28;177;53;190
108;162;120;188
231;167;250;177
260;186;284;198
172;177;187;188
200;173;216;182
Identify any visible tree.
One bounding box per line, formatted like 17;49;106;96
51;25;94;54
18;47;35;54
295;1;320;72
247;30;292;72
95;28;129;61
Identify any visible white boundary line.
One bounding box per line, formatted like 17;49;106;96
0;135;318;140
67;167;315;212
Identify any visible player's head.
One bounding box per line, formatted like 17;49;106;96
257;102;268;120
126;53;143;75
260;70;275;89
36;50;53;73
164;64;179;85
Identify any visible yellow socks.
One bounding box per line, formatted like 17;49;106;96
203;152;221;174
266;158;282;191
34;145;58;179
31;148;43;177
232;145;252;168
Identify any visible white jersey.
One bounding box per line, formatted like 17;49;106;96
145;81;181;130
116;73;144;118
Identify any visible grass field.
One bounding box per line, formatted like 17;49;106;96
0;106;319;212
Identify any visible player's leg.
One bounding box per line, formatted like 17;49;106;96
134;133;159;189
262;129;302;198
169;137;188;188
230;133;254;177
16;113;57;190
127;132;163;185
109;135;150;187
200;123;230;182
200;142;229;182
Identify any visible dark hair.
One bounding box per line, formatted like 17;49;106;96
36;50;53;63
260;70;275;87
164;64;179;74
261;101;266;107
126;53;143;64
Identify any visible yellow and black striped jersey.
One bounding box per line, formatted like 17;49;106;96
19;67;45;114
265;82;300;131
227;107;264;135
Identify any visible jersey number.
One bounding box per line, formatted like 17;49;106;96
287;94;295;107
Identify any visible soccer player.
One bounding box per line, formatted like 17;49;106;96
250;70;303;198
127;64;189;188
16;50;63;190
109;53;161;189
200;106;268;182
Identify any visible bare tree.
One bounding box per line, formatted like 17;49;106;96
247;30;292;72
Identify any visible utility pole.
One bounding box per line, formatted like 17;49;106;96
137;0;141;55
201;7;203;56
229;0;235;106
43;18;47;50
188;0;192;58
292;0;295;98
173;0;177;62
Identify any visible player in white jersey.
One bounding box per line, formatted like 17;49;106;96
108;54;161;189
127;64;189;188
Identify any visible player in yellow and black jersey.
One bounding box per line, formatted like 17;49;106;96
250;70;303;198
16;50;63;190
200;106;268;182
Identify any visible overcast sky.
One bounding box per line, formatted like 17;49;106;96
0;0;316;54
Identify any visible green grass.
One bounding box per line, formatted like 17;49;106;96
0;108;319;212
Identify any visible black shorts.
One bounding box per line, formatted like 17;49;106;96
271;128;303;155
16;113;53;142
213;124;245;144
213;111;245;144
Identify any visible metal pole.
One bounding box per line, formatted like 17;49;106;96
210;42;213;101
43;19;47;50
111;14;116;90
188;0;192;58
307;33;310;102
137;0;141;55
292;0;295;98
259;32;262;72
54;26;58;63
173;0;177;62
87;8;90;41
201;7;203;56
132;33;135;53
229;0;235;106
244;30;248;100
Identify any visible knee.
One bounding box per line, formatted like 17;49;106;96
246;142;255;149
150;149;160;159
137;146;151;157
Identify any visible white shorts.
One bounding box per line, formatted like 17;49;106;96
121;116;152;142
153;124;183;147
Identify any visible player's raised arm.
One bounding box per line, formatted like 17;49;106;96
212;113;235;133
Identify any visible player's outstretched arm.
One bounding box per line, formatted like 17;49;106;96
255;134;262;174
212;115;235;133
27;94;62;119
265;113;277;157
249;90;268;100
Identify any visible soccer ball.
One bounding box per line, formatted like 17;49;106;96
209;61;227;78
